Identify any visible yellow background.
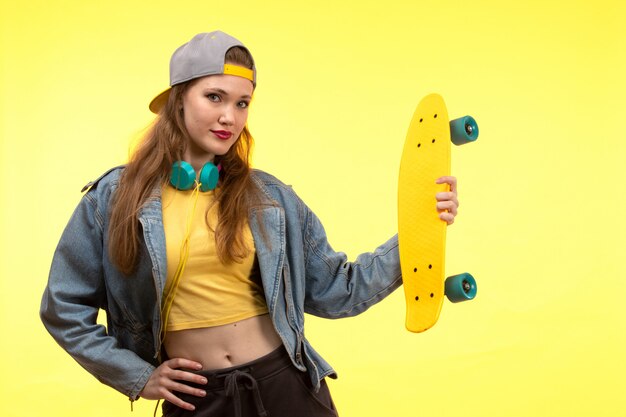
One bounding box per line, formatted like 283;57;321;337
2;0;625;416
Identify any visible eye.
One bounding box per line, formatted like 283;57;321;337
237;101;250;109
206;93;220;102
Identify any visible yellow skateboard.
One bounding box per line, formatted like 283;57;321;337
398;93;478;333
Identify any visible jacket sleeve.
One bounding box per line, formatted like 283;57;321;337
301;203;403;318
40;192;155;400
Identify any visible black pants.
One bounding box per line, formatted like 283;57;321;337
162;347;338;417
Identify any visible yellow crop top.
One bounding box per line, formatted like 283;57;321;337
161;185;268;332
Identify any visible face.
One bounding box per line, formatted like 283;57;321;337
181;73;254;169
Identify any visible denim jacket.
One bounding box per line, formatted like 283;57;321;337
40;166;402;401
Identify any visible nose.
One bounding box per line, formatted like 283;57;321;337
218;106;235;126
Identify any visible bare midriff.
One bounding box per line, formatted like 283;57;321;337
163;314;283;370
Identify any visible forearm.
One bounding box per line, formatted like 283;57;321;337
304;234;403;318
40;289;156;399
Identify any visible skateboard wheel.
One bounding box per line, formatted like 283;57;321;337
445;273;477;302
450;116;479;145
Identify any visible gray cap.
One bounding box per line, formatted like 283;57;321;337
149;30;256;113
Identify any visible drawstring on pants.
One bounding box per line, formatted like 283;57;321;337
220;369;268;417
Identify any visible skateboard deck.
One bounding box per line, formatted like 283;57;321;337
398;93;478;333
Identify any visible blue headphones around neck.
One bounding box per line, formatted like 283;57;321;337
169;161;220;192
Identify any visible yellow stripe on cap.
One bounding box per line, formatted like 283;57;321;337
223;64;254;81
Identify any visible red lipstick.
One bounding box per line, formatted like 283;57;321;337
211;130;233;140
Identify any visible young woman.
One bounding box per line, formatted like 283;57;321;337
40;30;459;417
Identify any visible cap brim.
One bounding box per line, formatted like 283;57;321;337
149;87;171;114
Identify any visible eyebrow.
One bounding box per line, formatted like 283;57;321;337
206;87;252;100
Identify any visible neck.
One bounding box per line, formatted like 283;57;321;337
182;150;216;173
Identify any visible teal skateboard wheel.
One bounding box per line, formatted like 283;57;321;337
445;273;477;302
450;116;479;145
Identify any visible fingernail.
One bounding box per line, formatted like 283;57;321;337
201;378;208;384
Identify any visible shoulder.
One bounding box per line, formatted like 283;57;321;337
250;169;301;202
79;165;126;210
250;169;315;219
250;169;289;188
81;165;125;193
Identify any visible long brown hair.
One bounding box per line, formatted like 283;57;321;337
109;47;262;275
